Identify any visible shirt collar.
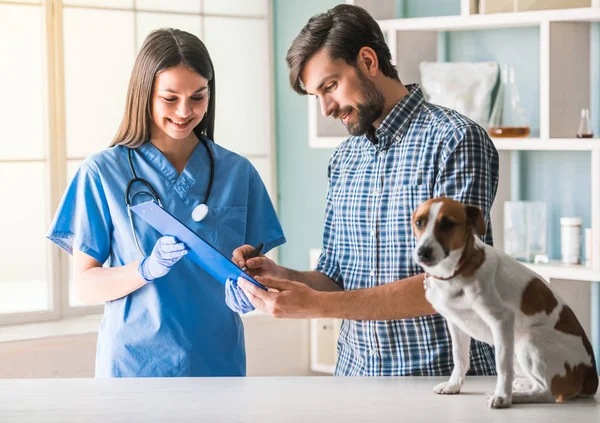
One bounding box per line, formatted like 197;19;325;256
370;83;424;149
137;137;210;184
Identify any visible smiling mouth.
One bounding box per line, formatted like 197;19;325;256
340;110;352;124
167;117;193;129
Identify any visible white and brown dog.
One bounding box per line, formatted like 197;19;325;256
412;197;598;408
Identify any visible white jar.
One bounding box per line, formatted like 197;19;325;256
585;228;592;265
560;217;582;264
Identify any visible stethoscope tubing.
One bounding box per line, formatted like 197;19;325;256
125;137;214;257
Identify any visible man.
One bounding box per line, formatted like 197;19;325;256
227;4;499;377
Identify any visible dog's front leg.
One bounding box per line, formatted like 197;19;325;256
434;321;471;394
475;300;515;408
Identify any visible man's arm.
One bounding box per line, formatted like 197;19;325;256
231;246;343;292
238;273;437;320
315;273;436;319
284;269;343;292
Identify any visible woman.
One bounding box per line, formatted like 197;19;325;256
47;29;285;377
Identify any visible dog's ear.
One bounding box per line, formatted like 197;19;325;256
466;205;486;236
411;207;417;235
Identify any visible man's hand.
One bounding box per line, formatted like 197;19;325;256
232;245;288;279
237;276;324;319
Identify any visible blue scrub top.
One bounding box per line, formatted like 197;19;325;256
47;138;286;377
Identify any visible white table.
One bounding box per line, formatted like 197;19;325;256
0;376;598;422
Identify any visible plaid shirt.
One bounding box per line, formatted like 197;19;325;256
315;85;499;376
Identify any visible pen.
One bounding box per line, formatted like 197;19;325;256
241;242;264;272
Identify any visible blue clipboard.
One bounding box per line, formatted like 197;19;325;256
130;200;267;290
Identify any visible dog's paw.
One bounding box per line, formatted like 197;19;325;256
486;393;512;409
433;381;462;394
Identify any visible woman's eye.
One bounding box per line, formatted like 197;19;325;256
191;96;206;102
162;97;177;102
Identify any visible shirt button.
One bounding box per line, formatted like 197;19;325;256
373;189;380;195
379;152;385;159
370;230;375;237
369;349;376;356
369;270;375;277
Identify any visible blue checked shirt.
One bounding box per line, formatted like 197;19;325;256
315;85;499;376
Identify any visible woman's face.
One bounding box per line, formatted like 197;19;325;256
151;64;209;142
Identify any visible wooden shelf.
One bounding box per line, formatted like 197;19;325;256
377;7;600;32
492;137;600;151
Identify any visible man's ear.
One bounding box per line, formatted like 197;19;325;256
357;46;379;77
466;205;486;236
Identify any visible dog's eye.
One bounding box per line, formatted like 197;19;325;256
439;217;456;232
415;219;423;229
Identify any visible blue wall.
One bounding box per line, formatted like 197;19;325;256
274;0;593;267
273;0;340;270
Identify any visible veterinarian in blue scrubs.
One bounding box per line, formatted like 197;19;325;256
47;29;285;377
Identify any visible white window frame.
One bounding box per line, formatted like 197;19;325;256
1;0;276;326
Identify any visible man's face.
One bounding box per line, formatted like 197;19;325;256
301;49;385;136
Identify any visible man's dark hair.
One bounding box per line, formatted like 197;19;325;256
286;4;399;95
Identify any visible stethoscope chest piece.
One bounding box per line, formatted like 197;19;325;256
192;203;209;222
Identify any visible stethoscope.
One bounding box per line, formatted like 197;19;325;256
125;137;215;257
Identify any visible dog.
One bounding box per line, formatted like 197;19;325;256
411;197;598;408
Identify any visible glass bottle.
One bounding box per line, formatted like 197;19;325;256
488;65;530;138
576;108;593;138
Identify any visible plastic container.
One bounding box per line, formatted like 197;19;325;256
560;217;582;264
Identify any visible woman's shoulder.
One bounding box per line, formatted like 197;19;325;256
208;140;254;170
81;145;128;176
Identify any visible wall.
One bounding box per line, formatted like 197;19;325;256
273;0;340;271
0;316;314;378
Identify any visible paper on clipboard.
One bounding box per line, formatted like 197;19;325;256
130;200;266;290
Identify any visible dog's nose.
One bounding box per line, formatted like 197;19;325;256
417;246;433;262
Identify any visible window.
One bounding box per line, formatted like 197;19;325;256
0;0;275;325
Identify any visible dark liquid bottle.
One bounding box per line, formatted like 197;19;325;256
577;109;593;139
487;65;530;139
488;126;531;138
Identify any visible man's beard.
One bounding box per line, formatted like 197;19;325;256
336;70;385;136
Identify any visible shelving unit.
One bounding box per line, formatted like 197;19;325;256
377;6;600;31
307;0;600;374
308;1;600;281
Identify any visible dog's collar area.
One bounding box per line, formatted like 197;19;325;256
423;258;470;281
424;270;460;281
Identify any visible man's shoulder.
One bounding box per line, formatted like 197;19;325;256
417;101;487;138
414;102;495;155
